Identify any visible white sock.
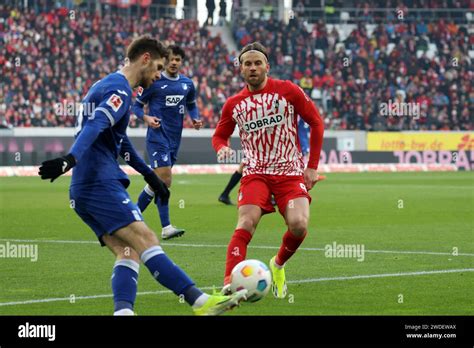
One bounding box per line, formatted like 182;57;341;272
192;293;210;309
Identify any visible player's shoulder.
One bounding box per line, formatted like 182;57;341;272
270;77;297;92
100;72;132;98
178;74;193;83
223;91;246;110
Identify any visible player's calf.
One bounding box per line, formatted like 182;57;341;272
114;222;241;315
103;235;141;315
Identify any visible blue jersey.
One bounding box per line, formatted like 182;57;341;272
132;72;199;149
70;71;152;187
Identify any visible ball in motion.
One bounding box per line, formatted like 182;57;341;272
230;259;272;302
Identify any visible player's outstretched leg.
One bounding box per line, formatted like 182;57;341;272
270;197;309;299
114;221;246;315
221;205;261;294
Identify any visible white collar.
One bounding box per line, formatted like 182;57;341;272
162;71;180;81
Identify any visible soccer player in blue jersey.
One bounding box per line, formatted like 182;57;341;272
38;36;246;315
132;45;202;240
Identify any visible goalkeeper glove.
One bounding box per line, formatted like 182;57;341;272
144;171;170;204
39;154;76;182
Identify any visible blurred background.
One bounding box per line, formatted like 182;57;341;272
0;0;472;169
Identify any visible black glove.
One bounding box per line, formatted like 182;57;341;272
39;154;76;182
144;171;170;204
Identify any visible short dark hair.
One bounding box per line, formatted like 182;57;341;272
238;42;269;63
126;35;168;62
168;45;186;60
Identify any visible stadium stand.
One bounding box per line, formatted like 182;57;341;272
1;1;472;130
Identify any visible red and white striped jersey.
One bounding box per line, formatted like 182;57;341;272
212;77;324;176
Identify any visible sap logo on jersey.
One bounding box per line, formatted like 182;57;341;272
165;95;184;106
243;114;284;132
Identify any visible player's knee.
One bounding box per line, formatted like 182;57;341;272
141;228;159;246
116;247;140;263
236;216;258;234
163;177;172;188
129;224;160;250
287;216;308;236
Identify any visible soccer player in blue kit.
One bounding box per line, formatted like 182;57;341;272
38;36;246;315
132;45;202;240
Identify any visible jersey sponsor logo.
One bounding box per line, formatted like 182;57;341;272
106;94;123;112
243;114;284;132
165;95;184;106
137;86;144;96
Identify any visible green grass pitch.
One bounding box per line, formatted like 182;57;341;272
0;172;472;315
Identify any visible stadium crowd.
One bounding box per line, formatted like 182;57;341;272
1;3;472;130
1;5;242;129
233;12;472;130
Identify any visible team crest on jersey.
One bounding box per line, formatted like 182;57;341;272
182;83;188;91
243;114;284;133
166;95;184;106
137;86;144;96
106;94;123;112
273;100;279;111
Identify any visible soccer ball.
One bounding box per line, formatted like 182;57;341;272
230;259;272;302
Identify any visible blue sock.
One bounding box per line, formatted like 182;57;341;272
111;259;139;312
137;185;154;212
156;196;171;228
141;246;203;305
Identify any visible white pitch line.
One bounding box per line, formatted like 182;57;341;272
0;268;473;307
0;238;473;257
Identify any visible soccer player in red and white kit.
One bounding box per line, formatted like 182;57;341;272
212;42;325;298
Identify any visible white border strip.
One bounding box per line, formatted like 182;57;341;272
0;163;460;177
0;238;472;257
0;268;472;307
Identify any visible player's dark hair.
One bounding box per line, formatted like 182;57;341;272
238;42;269;64
126;35;168;62
168;45;186;60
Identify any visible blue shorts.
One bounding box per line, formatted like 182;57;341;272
70;180;143;246
146;141;178;168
